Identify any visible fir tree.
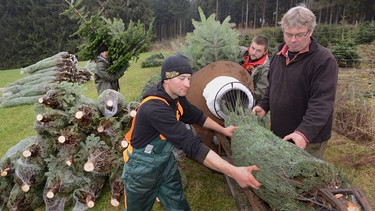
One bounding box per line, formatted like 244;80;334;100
177;7;240;71
224;109;349;210
63;0;154;73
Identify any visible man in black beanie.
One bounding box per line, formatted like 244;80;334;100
122;54;261;210
93;43;126;94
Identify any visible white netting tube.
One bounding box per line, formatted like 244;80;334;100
203;76;254;119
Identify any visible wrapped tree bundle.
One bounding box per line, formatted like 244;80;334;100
9;71;59;87
117;103;137;127
0;53;91;108
33;106;70;137
97;89;126;118
108;158;125;207
12;138;47;192
57;125;87;154
43;195;72;211
37;82;84;111
72;174;107;210
20;52;69;75
13;155;47;193
79;135;115;176
75;67;93;84
224;110;348;210
43;156;90;211
7;183;44;211
0;84;51;103
96;116;126;148
70;100;101;133
0;95;43;108
44;159;89;198
0;80;57;108
0;137;36;177
0;83;53;98
57;65;91;84
30;66;61;75
45;153;89;186
22;135;56;160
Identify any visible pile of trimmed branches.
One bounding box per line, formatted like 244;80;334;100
0;52;92;108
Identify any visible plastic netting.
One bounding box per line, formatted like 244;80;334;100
224;109;348;210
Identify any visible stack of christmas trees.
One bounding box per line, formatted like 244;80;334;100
0;52;92;108
0;82;132;211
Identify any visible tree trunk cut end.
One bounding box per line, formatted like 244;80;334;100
110;198;120;207
21;184;30;192
84;162;94;172
75;111;84;119
46;191;55;199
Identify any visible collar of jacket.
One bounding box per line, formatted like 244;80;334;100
143;82;178;105
277;38;313;65
243;53;268;72
98;55;110;64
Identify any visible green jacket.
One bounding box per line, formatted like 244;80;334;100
94;55;124;94
251;58;270;104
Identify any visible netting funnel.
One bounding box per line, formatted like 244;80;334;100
186;61;254;150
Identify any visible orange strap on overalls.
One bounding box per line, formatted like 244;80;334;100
123;96;183;162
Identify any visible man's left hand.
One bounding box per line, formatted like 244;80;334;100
283;132;307;149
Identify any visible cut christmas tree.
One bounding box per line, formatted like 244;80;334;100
224;109;351;210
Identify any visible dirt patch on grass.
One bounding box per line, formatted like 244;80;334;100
328;132;375;168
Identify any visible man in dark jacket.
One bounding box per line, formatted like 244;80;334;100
94;43;125;94
252;4;338;159
122;54;261;210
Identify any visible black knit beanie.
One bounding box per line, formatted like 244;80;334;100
98;44;108;54
161;54;193;80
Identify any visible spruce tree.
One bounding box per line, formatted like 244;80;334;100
177;7;240;71
63;0;154;73
224;109;349;210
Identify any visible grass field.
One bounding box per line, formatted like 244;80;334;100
0;51;374;210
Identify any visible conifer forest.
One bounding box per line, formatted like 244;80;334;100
0;0;374;70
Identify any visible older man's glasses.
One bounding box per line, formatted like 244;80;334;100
284;30;310;39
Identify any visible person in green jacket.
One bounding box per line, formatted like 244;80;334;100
94;43;126;95
241;35;270;104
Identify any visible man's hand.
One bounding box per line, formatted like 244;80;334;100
222;125;238;137
232;166;261;189
203;151;261;190
252;106;266;119
283;132;307;149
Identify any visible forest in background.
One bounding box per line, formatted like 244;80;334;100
0;0;374;70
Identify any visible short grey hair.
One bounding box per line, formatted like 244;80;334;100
279;4;317;31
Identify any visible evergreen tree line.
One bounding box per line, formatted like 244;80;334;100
0;0;374;70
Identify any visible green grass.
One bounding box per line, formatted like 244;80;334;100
1;51;374;210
